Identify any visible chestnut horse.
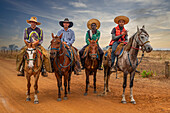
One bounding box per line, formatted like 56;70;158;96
50;33;73;101
24;40;42;104
83;39;99;96
102;26;152;104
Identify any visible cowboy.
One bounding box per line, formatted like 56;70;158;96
109;16;129;71
79;19;104;70
56;18;81;75
16;16;52;77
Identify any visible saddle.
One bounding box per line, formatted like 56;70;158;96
104;42;125;58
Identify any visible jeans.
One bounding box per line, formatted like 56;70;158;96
111;41;119;66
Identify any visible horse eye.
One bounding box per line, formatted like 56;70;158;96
141;36;144;39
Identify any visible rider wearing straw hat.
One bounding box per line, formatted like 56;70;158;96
16;16;52;77
79;18;104;70
109;16;129;71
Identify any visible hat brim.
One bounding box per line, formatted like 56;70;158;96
26;20;41;25
87;19;100;30
114;16;129;24
59;21;73;28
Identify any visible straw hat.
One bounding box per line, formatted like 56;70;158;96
59;18;73;28
26;17;41;25
87;18;100;30
114;16;129;24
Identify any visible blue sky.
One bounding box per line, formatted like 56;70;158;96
0;0;170;49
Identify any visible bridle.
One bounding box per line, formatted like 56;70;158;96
132;29;150;51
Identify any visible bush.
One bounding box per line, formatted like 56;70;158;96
141;70;153;78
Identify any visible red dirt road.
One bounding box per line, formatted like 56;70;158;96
0;57;169;113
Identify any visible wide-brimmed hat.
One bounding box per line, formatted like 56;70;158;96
26;16;41;25
59;18;73;28
114;16;129;24
87;18;100;30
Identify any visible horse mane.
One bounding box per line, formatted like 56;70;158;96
124;32;137;51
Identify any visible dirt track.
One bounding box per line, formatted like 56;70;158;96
0;57;170;113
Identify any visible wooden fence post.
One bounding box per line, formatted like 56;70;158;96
165;61;169;78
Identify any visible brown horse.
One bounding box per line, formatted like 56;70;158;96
83;39;99;96
50;33;73;101
102;26;152;104
24;40;42;104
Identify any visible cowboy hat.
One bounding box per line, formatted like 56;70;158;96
87;18;100;30
59;18;73;28
26;16;41;25
114;16;129;24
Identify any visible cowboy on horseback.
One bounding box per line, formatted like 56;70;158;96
56;18;81;75
16;16;52;77
79;19;104;70
109;16;129;71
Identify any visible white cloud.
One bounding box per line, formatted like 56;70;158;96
69;1;87;8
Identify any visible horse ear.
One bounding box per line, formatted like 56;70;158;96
52;33;55;38
95;39;98;43
142;25;145;29
24;40;29;46
59;33;63;39
137;26;140;33
88;38;91;43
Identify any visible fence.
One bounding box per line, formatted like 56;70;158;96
165;61;170;78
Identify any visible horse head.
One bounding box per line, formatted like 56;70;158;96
88;39;98;60
50;33;63;58
135;25;153;53
24;40;39;68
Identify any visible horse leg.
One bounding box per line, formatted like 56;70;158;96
26;74;31;101
55;73;62;101
34;73;40;104
106;68;111;92
84;70;89;96
68;72;71;94
130;71;136;104
60;75;63;91
93;71;97;93
121;72;128;104
63;73;68;100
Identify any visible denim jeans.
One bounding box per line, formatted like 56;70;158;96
111;41;119;66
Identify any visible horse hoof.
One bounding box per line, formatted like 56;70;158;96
26;98;31;101
121;101;127;104
84;93;88;96
34;100;39;104
63;97;68;100
94;91;97;94
57;98;62;101
131;101;136;104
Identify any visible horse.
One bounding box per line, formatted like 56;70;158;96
102;25;152;104
83;39;99;96
50;33;73;101
24;40;42;104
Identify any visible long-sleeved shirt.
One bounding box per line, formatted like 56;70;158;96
86;29;100;45
24;27;43;45
57;28;75;46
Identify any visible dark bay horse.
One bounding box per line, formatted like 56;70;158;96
50;33;73;101
83;39;99;96
102;26;152;104
24;40;42;104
